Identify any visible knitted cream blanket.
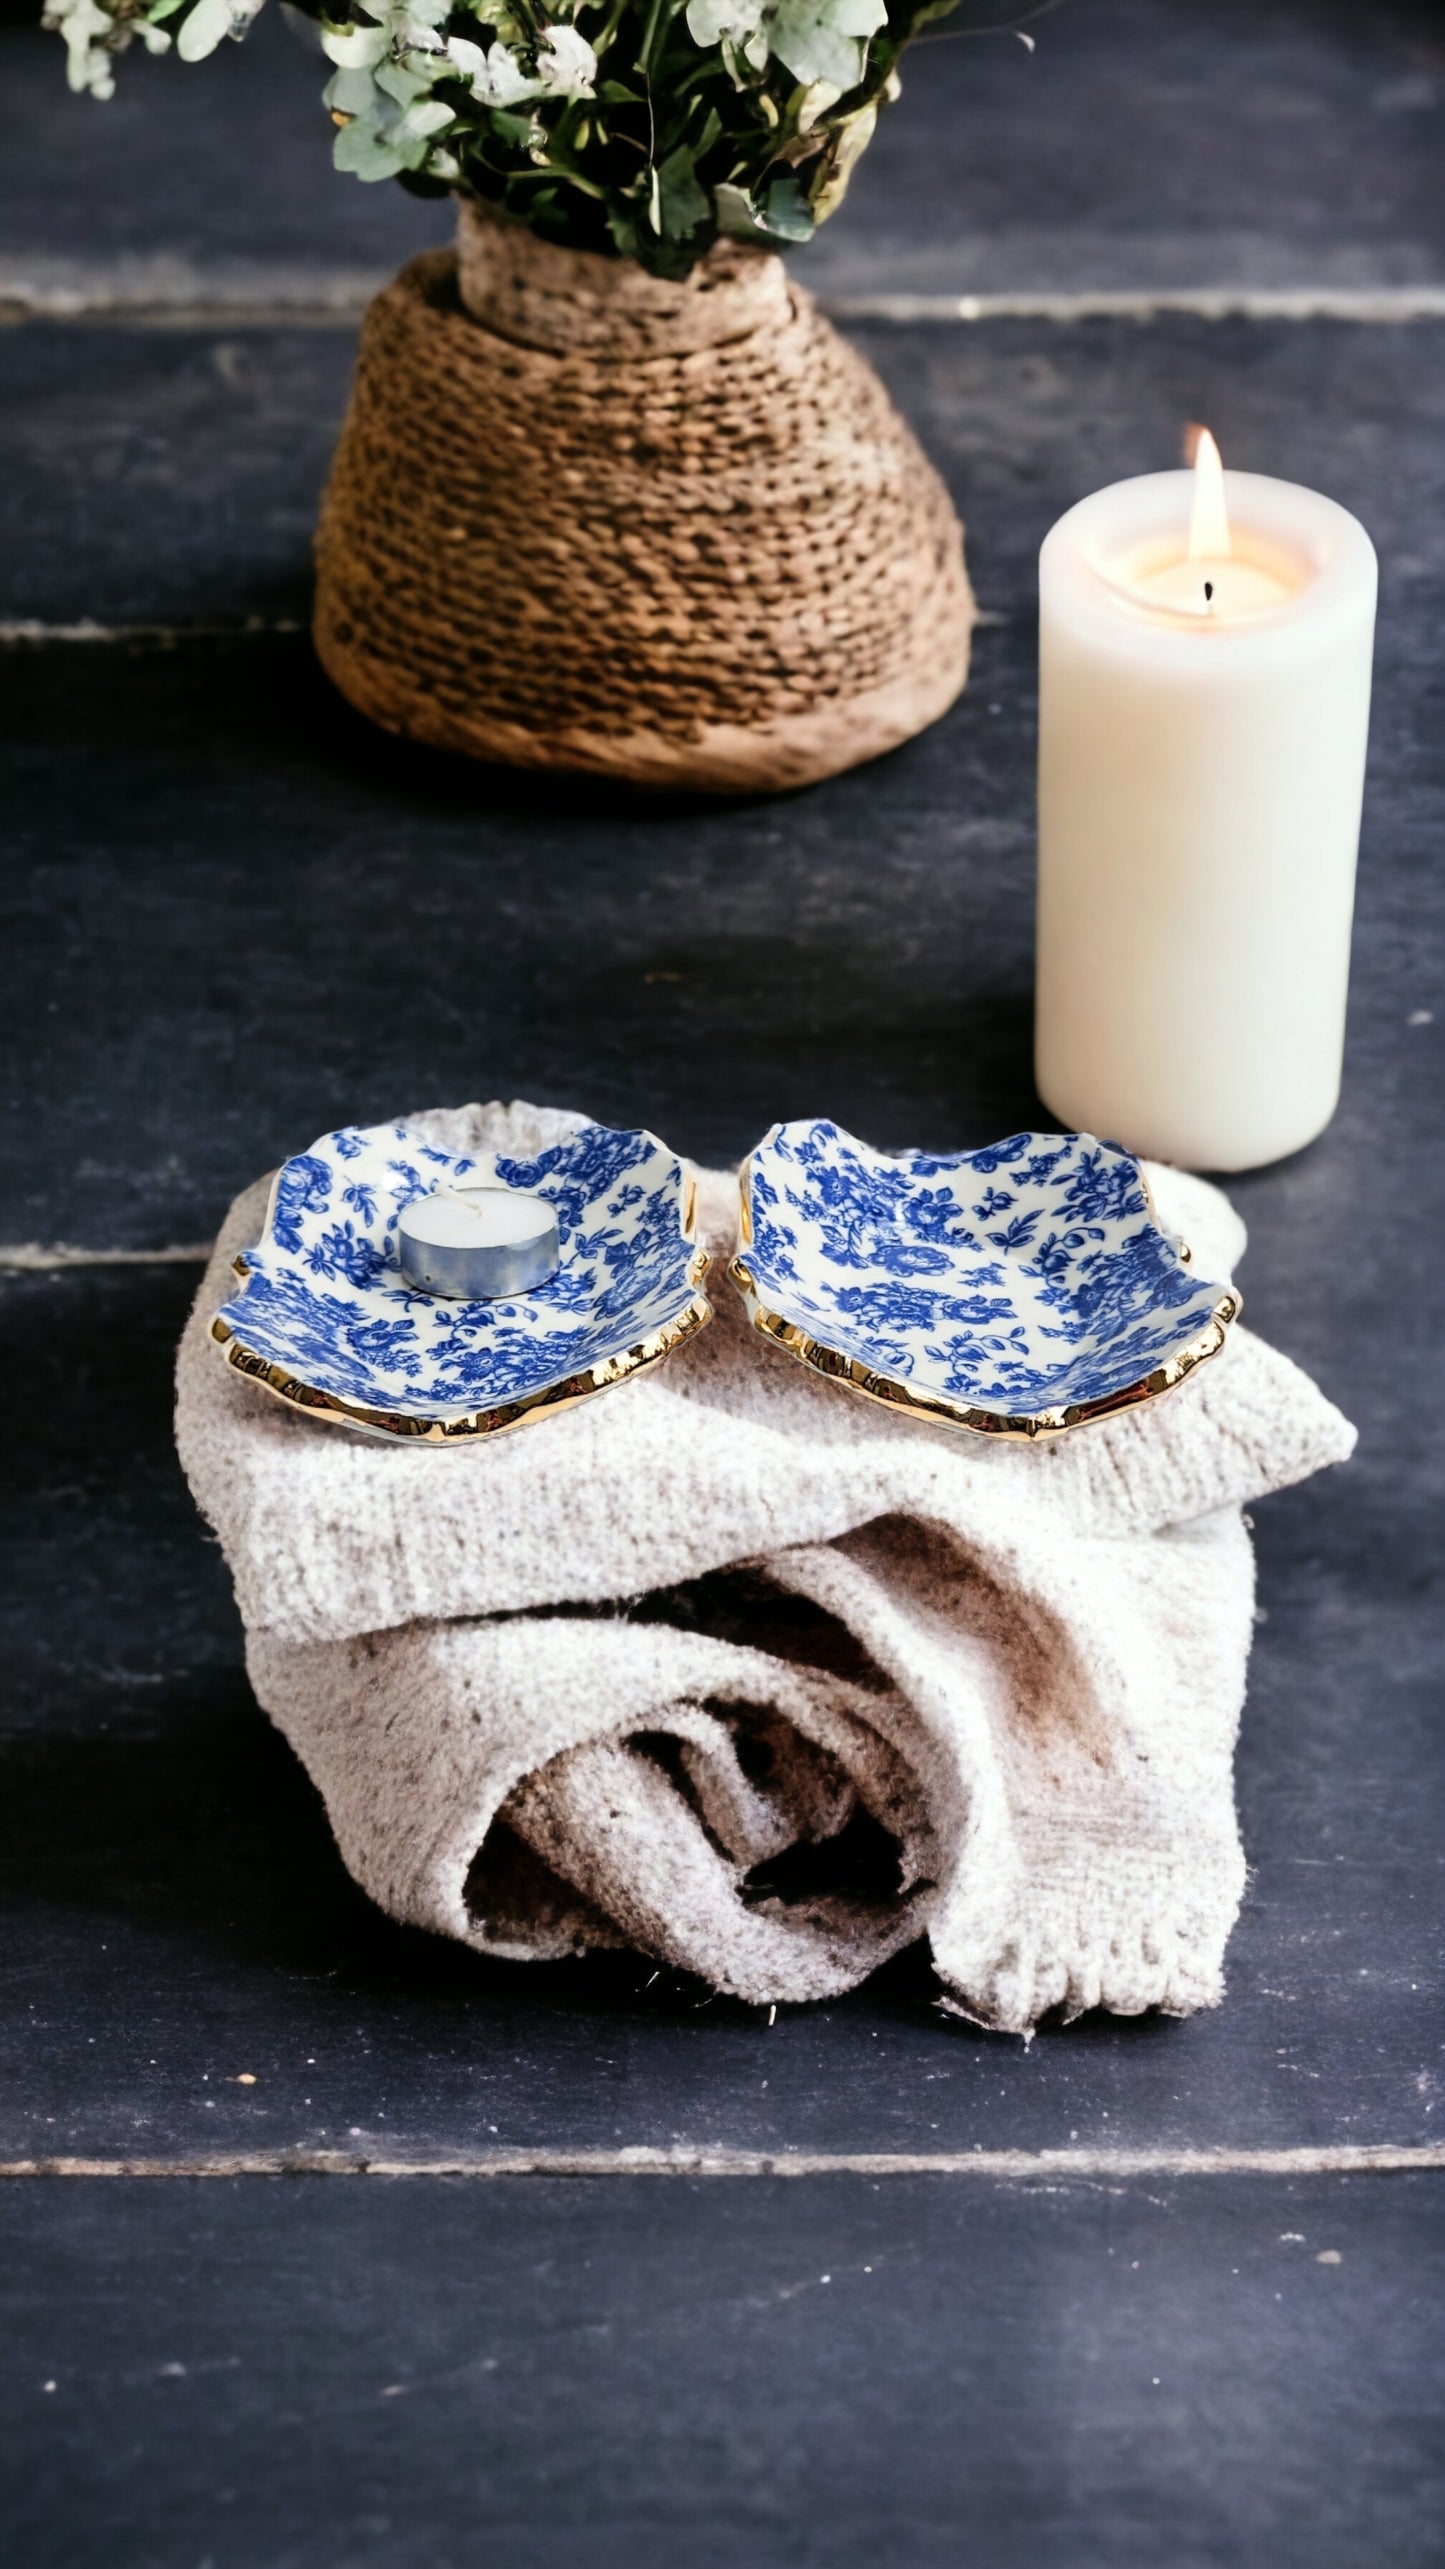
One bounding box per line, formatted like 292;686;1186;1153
175;1101;1354;2032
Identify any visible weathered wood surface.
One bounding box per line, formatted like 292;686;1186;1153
3;1;1444;2559
2;0;1442;308
6;2174;1444;2568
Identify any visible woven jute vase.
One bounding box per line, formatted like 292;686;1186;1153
314;201;974;792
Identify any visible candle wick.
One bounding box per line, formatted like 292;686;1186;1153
1204;580;1215;605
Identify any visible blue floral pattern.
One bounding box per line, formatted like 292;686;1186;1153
738;1121;1235;1423
215;1120;708;1429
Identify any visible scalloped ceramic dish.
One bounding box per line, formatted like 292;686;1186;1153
730;1120;1240;1439
212;1120;711;1441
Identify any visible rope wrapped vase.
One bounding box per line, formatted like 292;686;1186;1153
314;202;974;793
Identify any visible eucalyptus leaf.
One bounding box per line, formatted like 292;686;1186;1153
398;92;455;134
769;0;885;91
714;169;813;244
657;140;709;240
333;113;406;177
375;58;427;102
714;179;767;239
322;60;376;108
760;168;815;240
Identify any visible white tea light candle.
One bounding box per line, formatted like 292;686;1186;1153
1035;434;1376;1170
398;1187;560;1300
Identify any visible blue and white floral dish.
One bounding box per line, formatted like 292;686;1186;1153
730;1120;1240;1439
212;1120;711;1441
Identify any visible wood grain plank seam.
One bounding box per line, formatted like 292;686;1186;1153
827;288;1445;324
0;621;303;649
5;284;1445;328
0;609;1008;654
3;2145;1442;2181
0;1243;213;1270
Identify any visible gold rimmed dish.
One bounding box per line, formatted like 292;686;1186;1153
212;1119;711;1442
729;1119;1240;1442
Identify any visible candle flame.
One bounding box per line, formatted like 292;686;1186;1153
1188;426;1231;561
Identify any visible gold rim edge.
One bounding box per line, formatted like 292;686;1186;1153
730;1157;1241;1442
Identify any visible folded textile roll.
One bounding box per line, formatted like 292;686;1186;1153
176;1101;1355;2031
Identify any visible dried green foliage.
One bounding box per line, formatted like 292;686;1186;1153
44;0;962;276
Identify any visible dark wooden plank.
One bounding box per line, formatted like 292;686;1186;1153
817;0;1445;301
0;323;349;629
5;18;1442;2552
1;309;1441;2156
0;613;1042;1219
9;303;1445;628
0;10;452;310
2;1;1442;306
0;1256;1439;2161
3;317;1442;1224
4;2171;1443;2566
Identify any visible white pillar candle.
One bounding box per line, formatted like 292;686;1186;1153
1035;432;1377;1170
